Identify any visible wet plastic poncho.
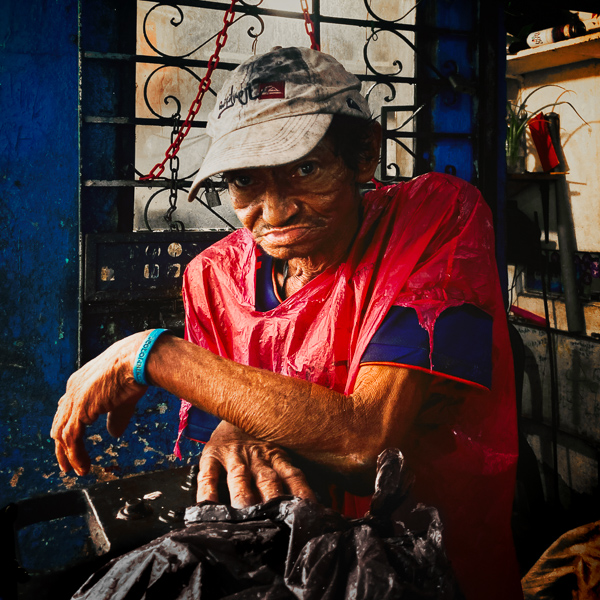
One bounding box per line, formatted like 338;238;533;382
178;173;522;600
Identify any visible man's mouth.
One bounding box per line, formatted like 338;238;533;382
259;225;316;246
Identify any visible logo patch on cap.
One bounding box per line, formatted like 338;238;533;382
259;82;286;99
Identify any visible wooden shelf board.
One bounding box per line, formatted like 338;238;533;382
507;32;600;76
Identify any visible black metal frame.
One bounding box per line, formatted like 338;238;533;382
84;231;226;302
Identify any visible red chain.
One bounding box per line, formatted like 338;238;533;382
300;0;320;51
141;0;238;180
141;0;319;181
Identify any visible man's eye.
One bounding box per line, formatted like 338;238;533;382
297;162;315;177
236;176;253;187
226;174;253;188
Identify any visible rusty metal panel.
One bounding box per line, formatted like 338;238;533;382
516;323;600;504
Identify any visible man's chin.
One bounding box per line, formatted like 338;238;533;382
257;243;304;261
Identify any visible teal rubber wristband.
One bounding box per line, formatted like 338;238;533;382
133;329;171;386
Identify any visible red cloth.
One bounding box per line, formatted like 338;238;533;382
179;172;522;600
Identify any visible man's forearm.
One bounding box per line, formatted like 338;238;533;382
147;333;366;473
147;333;430;480
51;330;427;481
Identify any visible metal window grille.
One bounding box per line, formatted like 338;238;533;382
79;0;501;358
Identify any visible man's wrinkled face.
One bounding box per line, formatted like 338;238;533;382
224;136;362;261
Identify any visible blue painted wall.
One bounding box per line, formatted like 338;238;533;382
0;1;198;514
0;0;80;506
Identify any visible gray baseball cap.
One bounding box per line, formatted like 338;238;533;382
188;46;370;200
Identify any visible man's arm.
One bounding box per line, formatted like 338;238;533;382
52;331;431;493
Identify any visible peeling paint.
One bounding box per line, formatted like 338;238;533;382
100;266;115;281
0;0;175;515
10;467;24;487
104;445;118;457
134;459;147;467
59;472;78;489
89;465;118;482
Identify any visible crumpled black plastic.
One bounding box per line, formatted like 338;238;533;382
72;449;462;600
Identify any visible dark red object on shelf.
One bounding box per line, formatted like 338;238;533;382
528;113;560;172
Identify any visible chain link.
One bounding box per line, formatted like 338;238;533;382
164;111;184;230
141;0;238;181
300;0;320;51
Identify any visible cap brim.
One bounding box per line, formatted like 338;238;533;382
188;113;333;201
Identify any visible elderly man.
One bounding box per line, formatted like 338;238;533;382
52;47;522;599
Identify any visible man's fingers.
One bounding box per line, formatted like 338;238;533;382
249;453;285;503
196;454;223;503
107;400;138;438
272;454;317;502
50;332;151;477
224;457;258;508
64;426;91;476
54;439;72;473
52;413;91;476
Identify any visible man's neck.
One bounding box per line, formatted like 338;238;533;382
279;218;361;298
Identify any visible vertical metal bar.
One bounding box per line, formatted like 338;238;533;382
78;0;83;368
380;105;390;181
555;175;585;334
543;273;561;505
477;0;508;305
312;0;320;49
116;2;137;233
414;0;433;177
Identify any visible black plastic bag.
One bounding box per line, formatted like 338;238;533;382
72;449;461;599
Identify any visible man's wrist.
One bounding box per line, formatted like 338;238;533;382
132;329;172;386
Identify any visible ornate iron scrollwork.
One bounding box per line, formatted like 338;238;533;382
142;65;217;120
363;0;424;24
143;3;266;60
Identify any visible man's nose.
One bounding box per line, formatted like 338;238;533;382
261;183;300;227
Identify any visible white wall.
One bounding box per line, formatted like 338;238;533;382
507;43;600;335
511;61;599;252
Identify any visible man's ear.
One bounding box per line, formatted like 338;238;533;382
356;120;382;184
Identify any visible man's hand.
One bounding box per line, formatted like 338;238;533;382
197;421;317;508
51;333;150;476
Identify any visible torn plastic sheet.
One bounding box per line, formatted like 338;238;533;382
72;449;462;599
